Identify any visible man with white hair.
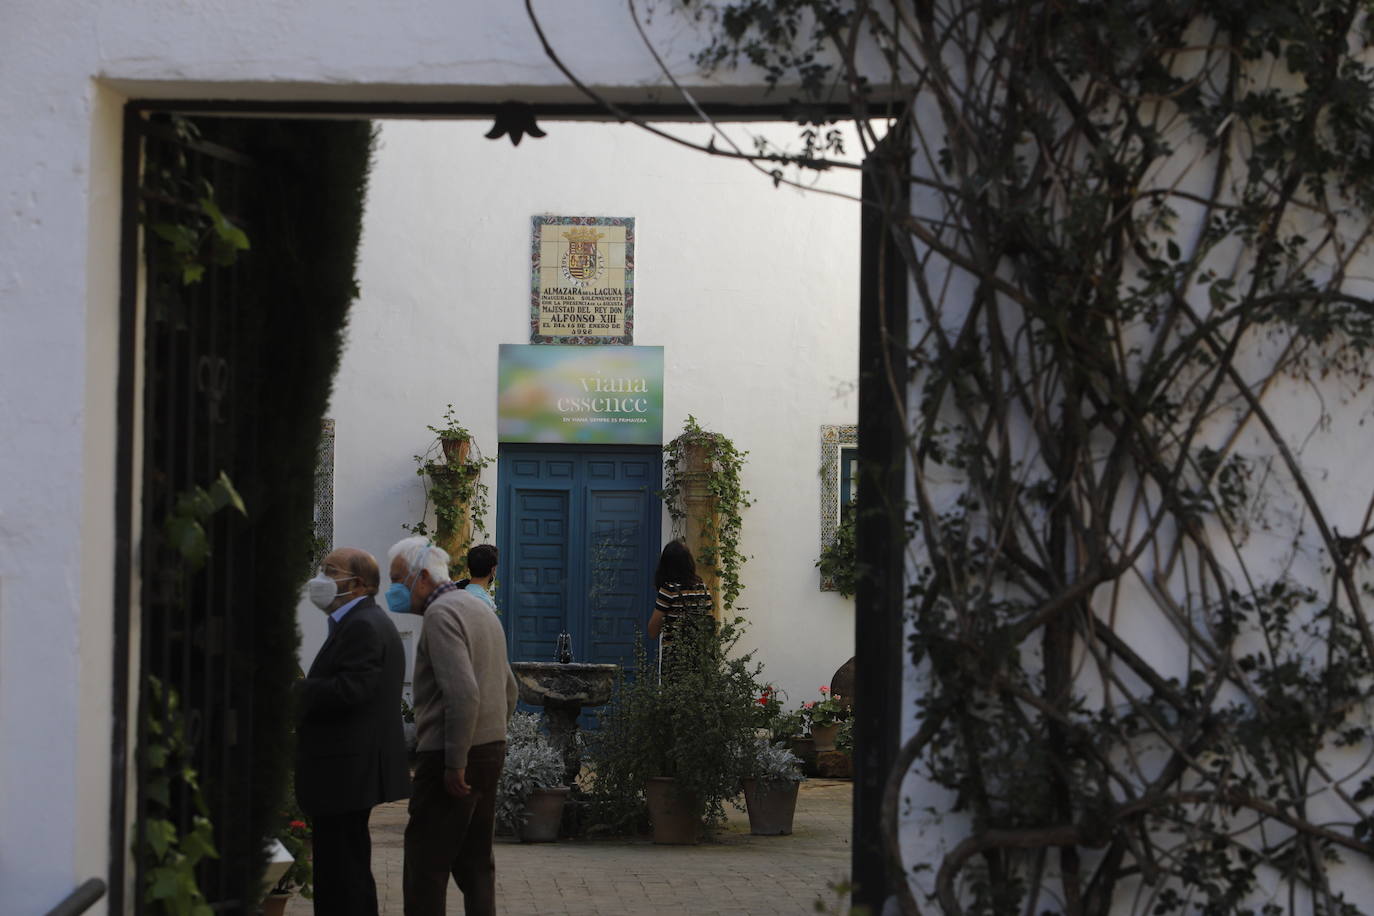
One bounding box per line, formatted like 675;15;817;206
385;536;518;916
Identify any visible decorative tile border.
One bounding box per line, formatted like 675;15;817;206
819;424;858;591
530;215;635;345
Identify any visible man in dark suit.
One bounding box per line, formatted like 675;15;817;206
296;547;410;916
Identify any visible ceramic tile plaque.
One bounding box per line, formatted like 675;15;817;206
531;215;634;345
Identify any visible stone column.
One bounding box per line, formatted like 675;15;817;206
426;463;475;571
679;441;721;616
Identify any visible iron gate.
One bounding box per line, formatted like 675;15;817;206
134;115;262;912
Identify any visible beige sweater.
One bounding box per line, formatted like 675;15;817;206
412;586;518;768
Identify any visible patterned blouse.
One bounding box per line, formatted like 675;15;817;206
654;580;714;646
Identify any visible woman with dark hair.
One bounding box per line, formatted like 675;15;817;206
647;540;715;670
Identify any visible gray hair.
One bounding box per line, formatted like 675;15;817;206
387;536;451;583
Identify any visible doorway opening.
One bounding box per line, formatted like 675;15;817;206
112;103;902;911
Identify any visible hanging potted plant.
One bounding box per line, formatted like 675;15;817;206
496;713;570;843
404;404;493;574
741;737;806;835
586;616;761;844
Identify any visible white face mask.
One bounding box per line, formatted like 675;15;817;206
307;573;354;610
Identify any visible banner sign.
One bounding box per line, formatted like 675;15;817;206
498;344;663;444
530;215;634;345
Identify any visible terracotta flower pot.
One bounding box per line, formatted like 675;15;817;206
440;436;471;464
644;777;702;845
517;786;570;843
742;777;799;835
260;892;291;916
810;722;840;751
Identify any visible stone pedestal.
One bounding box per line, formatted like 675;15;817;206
424;463;476;566
510;661;619;835
680;441;721;614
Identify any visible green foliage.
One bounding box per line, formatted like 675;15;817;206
802;685;848;730
495;713;568;833
140;676;219;916
428;403;474;442
145;116;251;287
586;617;764;835
816;503;857;598
162;471;246;572
748;736;806;785
660;415;753;611
405;406;493;576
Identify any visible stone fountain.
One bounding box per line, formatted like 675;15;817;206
510;634;619;792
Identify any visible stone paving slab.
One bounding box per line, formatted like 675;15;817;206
286;780;853;915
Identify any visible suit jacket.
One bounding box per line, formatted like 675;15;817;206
295;596;411;817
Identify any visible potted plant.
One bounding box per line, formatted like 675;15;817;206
742;737;806;835
804;686;848;751
496;712;570;843
262;815;312;915
404;405;494;571
586;616;762;844
430;402;474;464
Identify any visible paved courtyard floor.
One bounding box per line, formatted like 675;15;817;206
286;779;853;915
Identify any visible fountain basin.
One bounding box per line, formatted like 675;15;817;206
511;661;619;708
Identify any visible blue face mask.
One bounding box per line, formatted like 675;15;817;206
386;552;429;614
385;582;412;614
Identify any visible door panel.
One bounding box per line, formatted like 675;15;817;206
509;489;570;660
498;445;662;669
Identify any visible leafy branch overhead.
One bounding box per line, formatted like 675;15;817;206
531;0;1374;912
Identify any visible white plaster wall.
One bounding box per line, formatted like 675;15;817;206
303;119;860;709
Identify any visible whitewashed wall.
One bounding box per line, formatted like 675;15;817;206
298;118;860;711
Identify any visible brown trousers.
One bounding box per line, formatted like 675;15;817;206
402;742;506;916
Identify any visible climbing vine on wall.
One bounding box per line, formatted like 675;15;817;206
405;405;493;575
532;1;1374;912
661;415;753;612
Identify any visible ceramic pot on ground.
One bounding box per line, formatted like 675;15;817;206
517;786;570;843
810;723;840;751
742;777;800;835
644;777;702;845
260;893;291;916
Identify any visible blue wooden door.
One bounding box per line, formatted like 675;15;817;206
497;445;662;668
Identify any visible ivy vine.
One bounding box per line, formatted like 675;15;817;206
140;472;245;915
145;115;250;287
661;415;753;612
816;503;857;599
141;676;219;916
